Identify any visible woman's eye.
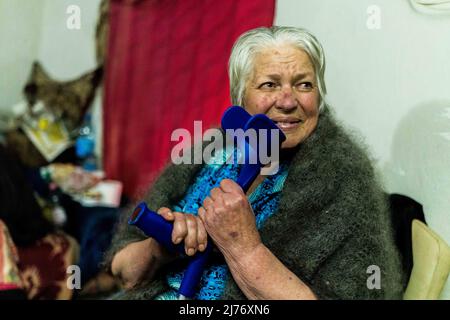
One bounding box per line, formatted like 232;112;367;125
259;82;277;89
297;82;313;90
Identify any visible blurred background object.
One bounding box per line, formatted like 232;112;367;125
409;0;450;15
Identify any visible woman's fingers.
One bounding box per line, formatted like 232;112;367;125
172;211;188;245
197;218;208;252
209;187;221;201
184;214;198;256
157;207;174;221
203;196;213;211
160;208;208;256
219;179;239;193
198;206;206;221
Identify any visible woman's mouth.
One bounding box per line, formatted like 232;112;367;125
273;120;302;130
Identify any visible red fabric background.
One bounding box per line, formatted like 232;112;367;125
104;0;275;198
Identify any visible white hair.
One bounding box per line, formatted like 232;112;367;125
228;26;328;112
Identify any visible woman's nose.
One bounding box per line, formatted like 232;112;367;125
275;87;297;111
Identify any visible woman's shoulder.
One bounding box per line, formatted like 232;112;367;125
306;108;377;178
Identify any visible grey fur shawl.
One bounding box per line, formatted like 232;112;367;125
103;109;406;300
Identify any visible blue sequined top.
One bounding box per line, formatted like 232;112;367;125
155;149;289;300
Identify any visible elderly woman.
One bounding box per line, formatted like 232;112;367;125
104;26;405;300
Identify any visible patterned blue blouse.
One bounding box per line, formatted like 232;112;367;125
154;149;289;300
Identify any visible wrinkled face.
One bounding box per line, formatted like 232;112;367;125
243;45;320;149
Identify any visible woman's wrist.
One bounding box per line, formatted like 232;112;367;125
222;240;266;268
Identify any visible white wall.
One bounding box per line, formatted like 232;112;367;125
0;0;103;158
0;0;44;112
36;0;103;159
275;0;450;298
37;0;100;78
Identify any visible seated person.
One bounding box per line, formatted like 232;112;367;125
0;145;78;299
0;145;53;247
103;26;406;300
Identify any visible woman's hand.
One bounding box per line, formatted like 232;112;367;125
198;179;262;258
157;207;208;256
111;207;207;289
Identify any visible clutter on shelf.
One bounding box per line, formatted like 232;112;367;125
40;163;123;209
4;61;102;168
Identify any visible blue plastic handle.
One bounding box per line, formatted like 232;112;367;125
128;106;285;299
128;202;213;299
129;202;183;253
224;107;286;191
220;105;251;131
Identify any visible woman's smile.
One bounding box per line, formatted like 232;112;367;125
271;117;303;131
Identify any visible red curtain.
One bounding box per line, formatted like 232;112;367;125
103;0;275;199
